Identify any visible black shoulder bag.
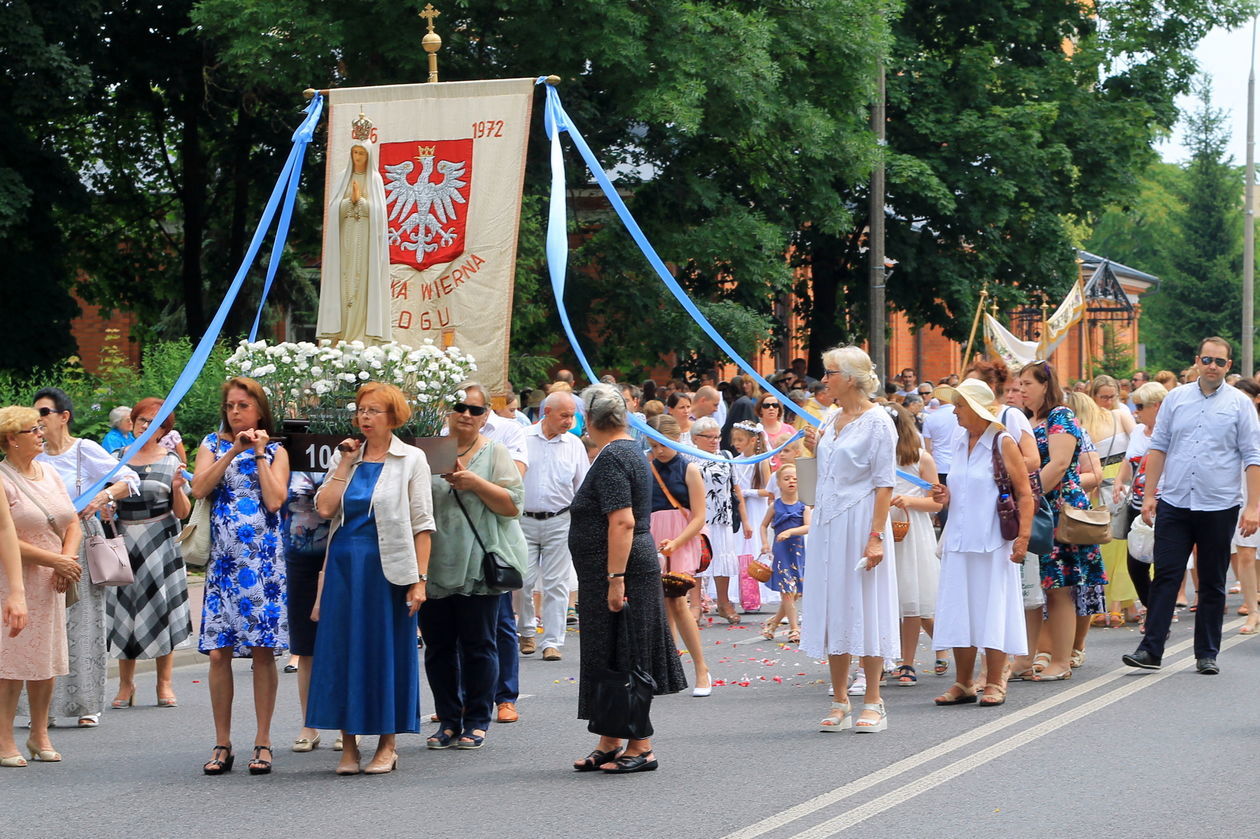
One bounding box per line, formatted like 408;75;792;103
586;603;657;740
450;488;523;593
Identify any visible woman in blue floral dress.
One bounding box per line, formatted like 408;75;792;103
191;377;291;776
1017;362;1105;682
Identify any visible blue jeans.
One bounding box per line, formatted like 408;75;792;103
495;592;520;704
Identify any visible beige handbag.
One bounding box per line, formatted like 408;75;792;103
1054;505;1112;546
176;497;211;569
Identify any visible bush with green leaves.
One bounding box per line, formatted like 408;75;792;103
0;335;230;444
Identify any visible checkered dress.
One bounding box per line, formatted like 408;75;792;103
106;453;192;660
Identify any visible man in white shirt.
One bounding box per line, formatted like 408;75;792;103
518;392;589;662
1124;337;1260;674
921;398;958;522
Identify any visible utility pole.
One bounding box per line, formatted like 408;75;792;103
1244;17;1256;375
868;61;887;380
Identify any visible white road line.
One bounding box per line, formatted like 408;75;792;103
789;629;1253;838
722;620;1245;839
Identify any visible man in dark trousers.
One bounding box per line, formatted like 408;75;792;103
1123;337;1260;675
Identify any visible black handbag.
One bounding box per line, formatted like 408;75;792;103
723;450;742;534
450;488;523;593
1028;495;1056;556
586;604;656;740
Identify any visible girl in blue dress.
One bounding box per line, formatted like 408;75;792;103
759;463;809;643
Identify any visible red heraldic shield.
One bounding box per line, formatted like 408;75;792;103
379;138;474;269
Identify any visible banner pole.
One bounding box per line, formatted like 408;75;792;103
962;283;989;366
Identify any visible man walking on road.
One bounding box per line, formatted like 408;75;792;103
1123;337;1260;675
518;392;589;662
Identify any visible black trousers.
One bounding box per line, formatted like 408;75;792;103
420;594;500;733
1137;500;1238;660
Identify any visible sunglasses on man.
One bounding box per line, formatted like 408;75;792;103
1199;356;1230;368
37;407;64;417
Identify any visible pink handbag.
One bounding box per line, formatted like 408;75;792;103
738;553;761;612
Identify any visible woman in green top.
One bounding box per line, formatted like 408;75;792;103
420;384;527;751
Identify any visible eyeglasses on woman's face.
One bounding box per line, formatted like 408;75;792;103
134;416;156;427
354;407;387;418
693;432;720;440
451;402;487;416
16;425;44;436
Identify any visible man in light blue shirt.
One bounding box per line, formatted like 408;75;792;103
1123;337;1260;674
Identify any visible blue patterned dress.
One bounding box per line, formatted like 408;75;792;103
769;498;805;594
1033;407;1107;614
198;434;288;657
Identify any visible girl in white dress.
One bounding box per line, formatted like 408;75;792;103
801;346;898;733
691;417;750;624
929;379;1033;707
731;423;772;612
885;404;941;687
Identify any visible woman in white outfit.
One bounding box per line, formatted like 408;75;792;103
929;379;1033;707
801;346;898;733
886;403;941;687
691;417;750;624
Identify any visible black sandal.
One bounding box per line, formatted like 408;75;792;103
602;751;658;774
203;745;234;775
248;745;273;775
573;746;624;772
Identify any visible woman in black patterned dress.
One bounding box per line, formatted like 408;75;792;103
106;399;192;707
570;384;686;775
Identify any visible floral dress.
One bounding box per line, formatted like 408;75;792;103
1033;407;1106;614
198;434;288;657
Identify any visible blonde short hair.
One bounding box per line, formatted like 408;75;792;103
822;345;880;398
0;406;40;453
1132;381;1169;407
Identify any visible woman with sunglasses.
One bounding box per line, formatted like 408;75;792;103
27;388;139;730
421;384;526;752
757;393;794;471
192;377;290;776
308;382;434;775
0;406;82;766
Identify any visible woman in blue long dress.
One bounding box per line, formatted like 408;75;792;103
191;377;290;776
308;382;433;776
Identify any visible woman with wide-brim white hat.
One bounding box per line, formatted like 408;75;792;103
929;379;1033;707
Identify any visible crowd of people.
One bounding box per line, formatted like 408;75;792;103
2;337;1259;773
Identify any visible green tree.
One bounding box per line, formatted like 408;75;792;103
800;0;1256;374
0;2;93;369
1140;81;1245;370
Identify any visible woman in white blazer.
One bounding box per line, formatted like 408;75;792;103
308;382;435;776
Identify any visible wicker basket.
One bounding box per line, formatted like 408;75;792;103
891;520;910;542
661;571;697;598
747;556;773;584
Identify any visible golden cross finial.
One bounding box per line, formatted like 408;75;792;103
421;3;440;34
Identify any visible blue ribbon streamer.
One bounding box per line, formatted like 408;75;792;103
539;80;925;486
74;94;325;510
249;97;324;341
539;80;799;466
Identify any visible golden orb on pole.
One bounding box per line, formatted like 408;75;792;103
420;3;442;82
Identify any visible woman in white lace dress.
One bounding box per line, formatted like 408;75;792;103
801;347;898;734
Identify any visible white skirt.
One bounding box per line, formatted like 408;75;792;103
892;509;938;618
934;547;1028;654
1233;511;1260;551
700;524;741;579
800;496;899;660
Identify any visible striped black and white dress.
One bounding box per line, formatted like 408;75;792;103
106;452;192;660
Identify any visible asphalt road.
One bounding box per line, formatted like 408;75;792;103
7;598;1260;839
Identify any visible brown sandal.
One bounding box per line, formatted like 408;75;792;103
979;683;1007;706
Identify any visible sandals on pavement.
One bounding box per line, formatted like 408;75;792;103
819;702;852;732
248;745;273;775
893;664;917;686
854;702;888;733
787;628;801;644
761;620;777;641
602;751;658;773
574;746;624;771
933;658;949;676
934;682;977;706
203;745;234;775
979;683;1007;707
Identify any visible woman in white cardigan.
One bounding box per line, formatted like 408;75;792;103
308;382;435;776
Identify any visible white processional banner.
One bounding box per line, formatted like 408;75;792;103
1038;275;1088;359
324;79;535;393
983;313;1040;369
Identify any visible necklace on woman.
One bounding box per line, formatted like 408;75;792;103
457;439;479;459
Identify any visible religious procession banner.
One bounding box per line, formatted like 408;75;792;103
983;313;1040;369
320;78;535;394
1038;276;1086;359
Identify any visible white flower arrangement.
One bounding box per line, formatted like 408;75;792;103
225;338;477;436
